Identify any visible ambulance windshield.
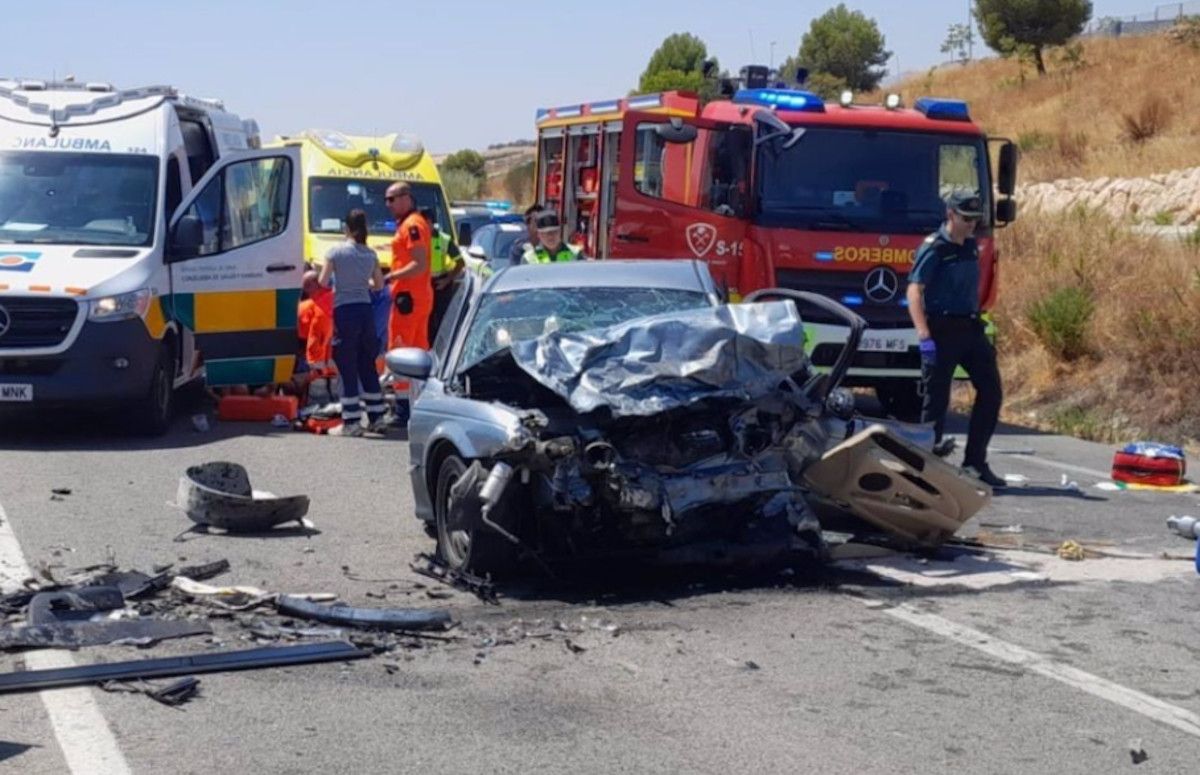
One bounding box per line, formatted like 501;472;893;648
755;128;988;234
307;178;452;238
0;152;159;246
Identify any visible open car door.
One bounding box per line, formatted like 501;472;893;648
165;147;303;387
611;112;753;297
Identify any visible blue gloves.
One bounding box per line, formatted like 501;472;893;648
919;337;937;367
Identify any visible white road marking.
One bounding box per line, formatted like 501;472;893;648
0;500;133;775
862;597;1200;739
991;450;1112;481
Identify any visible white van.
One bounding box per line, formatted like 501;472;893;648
0;80;304;433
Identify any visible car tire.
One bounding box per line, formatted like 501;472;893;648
134;340;176;436
875;380;923;423
434;454;517;578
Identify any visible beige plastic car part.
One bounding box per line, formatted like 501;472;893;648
803;424;991;547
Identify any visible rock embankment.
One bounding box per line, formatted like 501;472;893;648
1019;167;1200;225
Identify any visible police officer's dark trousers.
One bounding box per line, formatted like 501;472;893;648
920;315;1002;468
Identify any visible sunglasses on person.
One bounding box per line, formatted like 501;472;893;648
385;192;411;203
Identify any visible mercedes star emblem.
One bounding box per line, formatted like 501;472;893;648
0;305;10;339
864;267;900;303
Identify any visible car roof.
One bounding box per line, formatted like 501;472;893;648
485;259;715;295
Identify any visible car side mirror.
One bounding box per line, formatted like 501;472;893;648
655;118;698;144
995;197;1017;225
168;214;203;261
385;347;433;380
997;142;1018;196
457;223;473;246
467;245;486;259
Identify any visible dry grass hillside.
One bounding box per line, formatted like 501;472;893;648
889;25;1200;446
889;26;1200;183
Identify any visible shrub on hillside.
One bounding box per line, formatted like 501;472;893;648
1027;285;1094;361
1017;129;1054;152
1120;95;1171;143
1168;17;1200;50
1056;128;1089;167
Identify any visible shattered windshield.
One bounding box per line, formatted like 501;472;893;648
460;286;711;370
756;128;988;234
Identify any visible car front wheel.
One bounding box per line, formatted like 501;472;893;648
434;454;517;578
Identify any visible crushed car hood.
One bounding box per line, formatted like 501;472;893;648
503;302;808;418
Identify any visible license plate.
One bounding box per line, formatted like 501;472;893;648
0;384;32;402
858;336;909;353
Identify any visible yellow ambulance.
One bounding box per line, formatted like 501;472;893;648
275;130;454;267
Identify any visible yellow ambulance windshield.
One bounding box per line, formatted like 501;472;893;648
307;177;450;236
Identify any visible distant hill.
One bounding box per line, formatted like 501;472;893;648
884;28;1200;183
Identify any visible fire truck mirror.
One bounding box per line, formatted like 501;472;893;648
997;142;1018;196
995;197;1017;225
655;119;698;145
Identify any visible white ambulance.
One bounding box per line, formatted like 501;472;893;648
0;79;304;433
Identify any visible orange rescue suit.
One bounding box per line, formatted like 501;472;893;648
298;287;335;376
388;211;434;351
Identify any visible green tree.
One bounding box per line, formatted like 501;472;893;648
941;23;975;63
441;168;482;201
636;32;718;99
794;4;891;92
504;160;535;208
974;0;1093;76
440;149;486;180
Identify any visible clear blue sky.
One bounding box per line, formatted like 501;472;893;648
4;0;1139;153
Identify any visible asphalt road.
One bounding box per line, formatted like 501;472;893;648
1;406;1199;774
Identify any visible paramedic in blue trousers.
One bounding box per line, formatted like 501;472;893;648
906;191;1006;489
318;209;388;437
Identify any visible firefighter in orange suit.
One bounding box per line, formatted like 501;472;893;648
384;181;433;351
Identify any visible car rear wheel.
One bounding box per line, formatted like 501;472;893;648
434;454;517;578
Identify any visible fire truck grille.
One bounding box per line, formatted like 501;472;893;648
0;297;79;349
774;269;912;329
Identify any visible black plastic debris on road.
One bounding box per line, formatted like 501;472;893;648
100;676;201;707
0;619;212;650
276;596;453;632
0;641;368;695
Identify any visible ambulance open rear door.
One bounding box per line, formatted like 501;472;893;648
165;147;305;386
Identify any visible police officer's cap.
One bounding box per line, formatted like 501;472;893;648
945;190;984;218
534;212;561;231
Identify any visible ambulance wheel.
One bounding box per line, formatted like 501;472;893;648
875;380;923;423
135;341;176;436
434;454;517;578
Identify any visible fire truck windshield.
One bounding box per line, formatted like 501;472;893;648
755;128;989;235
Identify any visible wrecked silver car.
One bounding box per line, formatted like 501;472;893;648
388;260;990;576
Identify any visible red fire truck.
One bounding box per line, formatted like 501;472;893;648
533;78;1018;418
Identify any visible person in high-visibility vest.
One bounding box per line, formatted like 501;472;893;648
384;182;433;351
523;211;582;263
421;206;462;344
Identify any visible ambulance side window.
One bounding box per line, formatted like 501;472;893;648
174;156;291;258
223;157;290;249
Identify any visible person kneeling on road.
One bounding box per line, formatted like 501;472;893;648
906;191;1005;489
318;209;388;437
523;211;582;263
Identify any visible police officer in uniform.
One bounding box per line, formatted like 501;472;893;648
523;211;581;263
906;191;1005;489
510;203;544;264
420;206;462;343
